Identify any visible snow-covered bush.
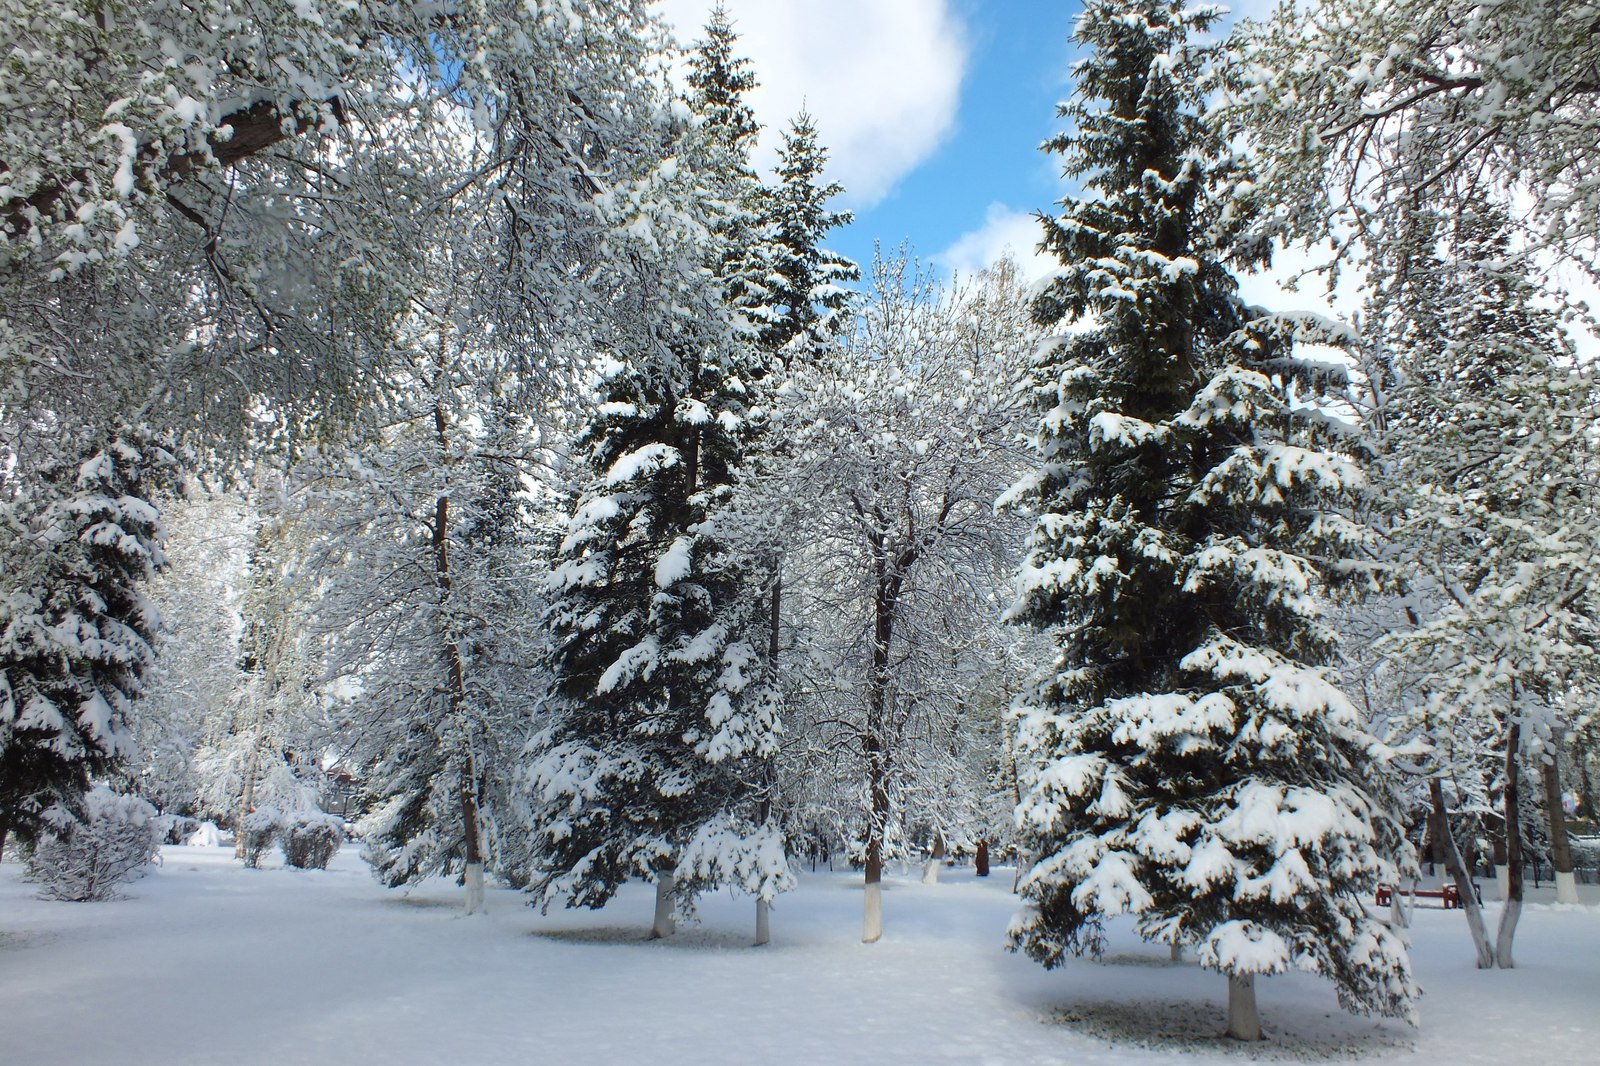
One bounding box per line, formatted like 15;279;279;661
280;812;343;870
238;807;285;868
27;788;160;902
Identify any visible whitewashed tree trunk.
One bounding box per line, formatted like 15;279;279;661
1389;880;1410;930
463;862;485;916
1431;778;1496;967
651;872;676;939
1169;940;1183;962
1496;896;1522;967
863;880;884;943
755;897;770;946
922;830;944;884
1225;974;1262;1041
1496;715;1525;968
1555;870;1579;905
1494;864;1510;900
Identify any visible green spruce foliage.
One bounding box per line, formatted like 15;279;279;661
1005;0;1417;1028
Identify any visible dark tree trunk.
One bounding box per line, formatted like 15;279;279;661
1576;730;1597;820
975;839;990;877
1425;800;1448;873
1543;752;1578;902
862;553;899;943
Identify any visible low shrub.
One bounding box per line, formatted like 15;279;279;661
281;811;343;870
27;788;160;902
239;806;284;868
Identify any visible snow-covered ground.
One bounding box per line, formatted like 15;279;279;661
2;846;1596;1065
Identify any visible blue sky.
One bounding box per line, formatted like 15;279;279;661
655;1;1300;299
658;0;1078;281
831;0;1081;278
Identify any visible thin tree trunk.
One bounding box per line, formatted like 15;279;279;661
1004;723;1024;894
1496;717;1523;968
0;814;10;863
1489;816;1509;900
1225;974;1262;1041
863;872;884;943
922;829;945;885
651;870;676;939
1389;884;1409;930
769;563;781;664
234;742;260;861
1542;752;1579;904
756;555;780;950
433;487;485;916
863;764;888;943
863;726;889;942
1431;778;1496;968
431;395;486;917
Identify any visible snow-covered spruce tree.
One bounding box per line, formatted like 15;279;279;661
1371;199;1600;962
522;21;786;940
758;111;859;364
1005;0;1416;1039
0;429;178;856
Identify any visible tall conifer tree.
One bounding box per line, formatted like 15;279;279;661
524;11;786;937
1005;0;1416;1037
760;112;858;362
0;429;176;854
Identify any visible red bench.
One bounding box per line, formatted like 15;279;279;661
1376;884;1460;909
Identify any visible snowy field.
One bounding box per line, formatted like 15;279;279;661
2;846;1597;1066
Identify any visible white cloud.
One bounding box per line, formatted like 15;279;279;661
653;0;967;208
935;203;1054;283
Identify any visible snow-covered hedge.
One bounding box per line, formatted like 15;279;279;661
27;788;160;902
238;807;284;868
281;812;343;870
